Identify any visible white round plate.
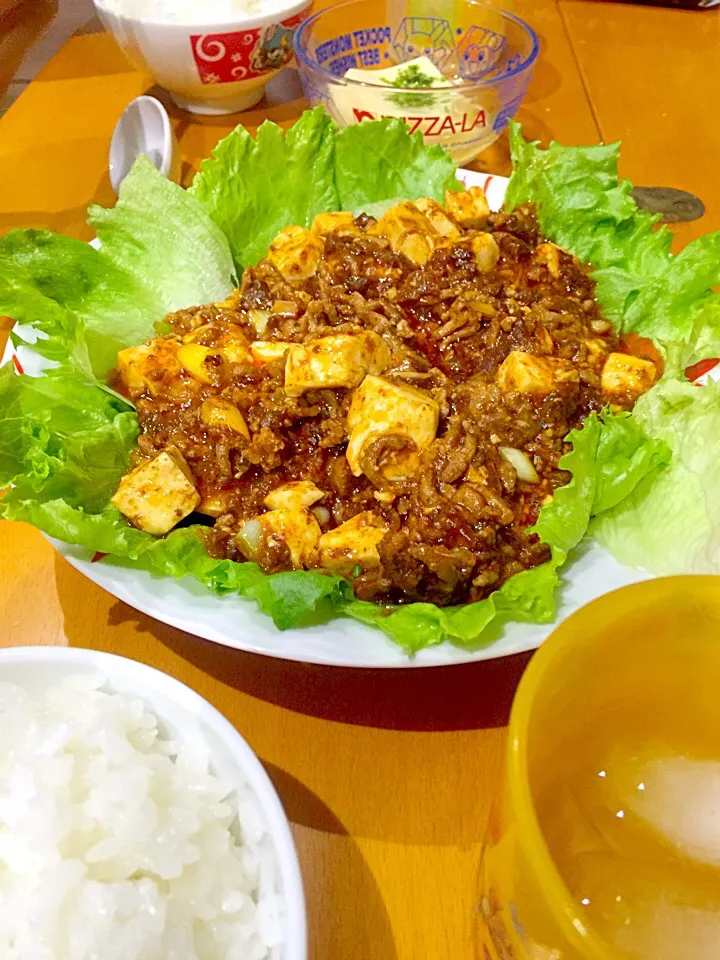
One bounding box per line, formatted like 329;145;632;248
55;537;649;667
6;172;656;667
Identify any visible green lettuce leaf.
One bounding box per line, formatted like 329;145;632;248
1;158;237;383
189;107;462;270
333;118;464;213
345;560;563;656
504;128;670;277
0;248;93;380
505;124;720;584
0;230;159;381
0;364;138;510
88;155;236;321
591;409;672;514
345;410;668;653
505;122;720;368
593;377;720;574
189;108;339;270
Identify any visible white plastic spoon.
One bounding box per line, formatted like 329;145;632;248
109;95;180;195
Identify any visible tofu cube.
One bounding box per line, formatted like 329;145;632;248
367;202;439;265
397;232;436;266
318;511;388;575
111;447;199;536
471;233;500;273
267;225;324;282
444;186;490;229
413;198;461;240
601;353;656;399
264;481;325;511
284;331;390;397
116;339;181;398
238;507;322;568
497;351;579;396
346;375;439;482
311;211;359;236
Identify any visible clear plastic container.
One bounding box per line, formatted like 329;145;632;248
294;0;538;165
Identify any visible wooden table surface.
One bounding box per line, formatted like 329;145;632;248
0;3;718;957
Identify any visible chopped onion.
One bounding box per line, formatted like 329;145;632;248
312;506;330;525
499;446;539;484
248;309;269;335
237;518;262;555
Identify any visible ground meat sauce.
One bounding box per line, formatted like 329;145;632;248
112;202;654;607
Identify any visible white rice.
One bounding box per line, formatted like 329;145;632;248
0;674;284;960
96;0;289;23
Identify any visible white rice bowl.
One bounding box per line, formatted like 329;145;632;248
95;0;291;22
0;649;305;960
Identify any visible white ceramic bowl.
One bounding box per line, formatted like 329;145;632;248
0;645;307;960
93;0;312;114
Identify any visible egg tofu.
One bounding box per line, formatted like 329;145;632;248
318;511;389;575
346;375;440;482
497;351;579;396
111;447;199;536
284;331;390;397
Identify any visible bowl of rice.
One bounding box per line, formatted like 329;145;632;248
93;0;312;114
0;646;306;960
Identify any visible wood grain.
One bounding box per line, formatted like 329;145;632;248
0;3;717;956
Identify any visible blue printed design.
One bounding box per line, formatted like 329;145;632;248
299;72;335;114
492;92;525;133
457;25;507;80
505;53;523;74
392;17;454;69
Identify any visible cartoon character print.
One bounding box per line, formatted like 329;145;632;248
391;16;455;70
250;23;295;73
456;25;507;80
190;8;309;84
